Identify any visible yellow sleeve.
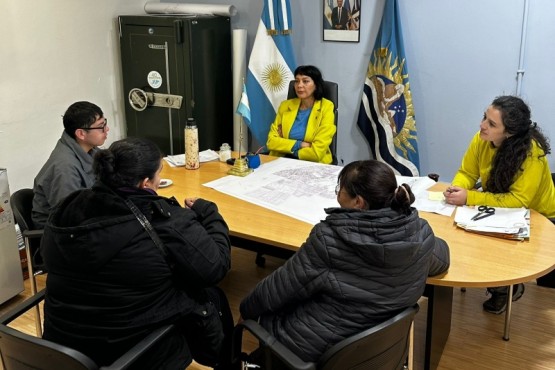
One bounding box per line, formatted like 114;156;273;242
451;132;482;190
466;146;549;208
298;99;336;164
267;100;298;155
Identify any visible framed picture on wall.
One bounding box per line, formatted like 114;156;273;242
323;0;361;42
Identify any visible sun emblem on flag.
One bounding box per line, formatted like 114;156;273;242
261;63;289;92
367;48;417;159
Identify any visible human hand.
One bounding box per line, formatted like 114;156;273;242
300;141;312;149
184;197;198;208
277;124;283;137
443;186;467;206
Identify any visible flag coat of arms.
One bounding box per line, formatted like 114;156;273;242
356;0;419;176
245;0;297;147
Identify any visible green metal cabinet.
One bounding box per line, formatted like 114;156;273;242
118;15;232;155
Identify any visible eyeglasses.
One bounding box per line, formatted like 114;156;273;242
82;119;108;132
335;183;341;195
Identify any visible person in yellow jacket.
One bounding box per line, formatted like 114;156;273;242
267;65;336;164
444;95;555;313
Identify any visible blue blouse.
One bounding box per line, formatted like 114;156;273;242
289;108;312;157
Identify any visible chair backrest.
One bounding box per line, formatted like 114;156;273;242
0;291;99;370
318;304;419;370
287;80;339;164
10;188;36;233
0;290;176;370
0;326;99;370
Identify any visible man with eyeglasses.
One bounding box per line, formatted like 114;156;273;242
32;101;109;228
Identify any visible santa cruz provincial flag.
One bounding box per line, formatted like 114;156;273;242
356;0;420;176
246;0;297;146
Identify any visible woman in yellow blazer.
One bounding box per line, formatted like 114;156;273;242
267;65;336;164
444;95;555;313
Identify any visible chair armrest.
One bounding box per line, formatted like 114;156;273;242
22;229;44;239
0;290;46;325
234;320;316;370
101;324;175;370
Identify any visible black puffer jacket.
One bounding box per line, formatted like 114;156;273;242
41;182;231;369
240;206;449;362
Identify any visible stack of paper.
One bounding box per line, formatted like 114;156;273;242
395;175;456;217
163;150;220;167
454;206;530;240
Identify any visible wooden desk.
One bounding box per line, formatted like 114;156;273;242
415;184;555;369
158;157;555;370
159;156;311;257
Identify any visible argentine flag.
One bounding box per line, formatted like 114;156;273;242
236;83;251;126
323;0;333;29
246;0;297;147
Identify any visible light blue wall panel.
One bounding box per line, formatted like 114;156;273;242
173;0;555;179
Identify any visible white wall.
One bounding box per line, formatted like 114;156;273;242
2;0;554;192
0;0;145;191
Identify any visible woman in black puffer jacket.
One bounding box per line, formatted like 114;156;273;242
42;137;234;369
240;159;450;363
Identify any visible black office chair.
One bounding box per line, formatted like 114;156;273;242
286;80;339;166
10;189;45;336
0;289;175;370
232;304;418;370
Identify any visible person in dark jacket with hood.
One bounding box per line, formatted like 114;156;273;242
41;137;234;369
240;159;450;363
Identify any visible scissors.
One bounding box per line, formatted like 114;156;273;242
471;205;495;221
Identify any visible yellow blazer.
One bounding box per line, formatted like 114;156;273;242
267;98;336;164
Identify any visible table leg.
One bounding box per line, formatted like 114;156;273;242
503;284;513;341
423;285;453;370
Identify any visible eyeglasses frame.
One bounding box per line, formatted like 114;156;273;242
81;118;108;132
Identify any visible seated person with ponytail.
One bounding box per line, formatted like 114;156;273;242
41;137;235;370
240;159;450;364
266;65;336;164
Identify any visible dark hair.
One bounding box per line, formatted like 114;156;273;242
487;95;551;193
294;65;325;100
337;160;415;214
63;101;104;139
93;137;163;189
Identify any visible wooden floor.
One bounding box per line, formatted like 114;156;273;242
2;247;555;370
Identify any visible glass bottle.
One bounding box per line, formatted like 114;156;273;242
184;118;199;170
219;143;232;162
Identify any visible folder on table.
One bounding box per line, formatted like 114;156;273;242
454;206;530;241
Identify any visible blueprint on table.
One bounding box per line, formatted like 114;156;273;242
203;158;451;224
203;157;341;225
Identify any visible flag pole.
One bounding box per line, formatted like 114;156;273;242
238;77;245;158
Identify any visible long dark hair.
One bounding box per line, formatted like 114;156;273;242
294;65;325;100
93;137;163;189
487;96;551;193
338;160;415;214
